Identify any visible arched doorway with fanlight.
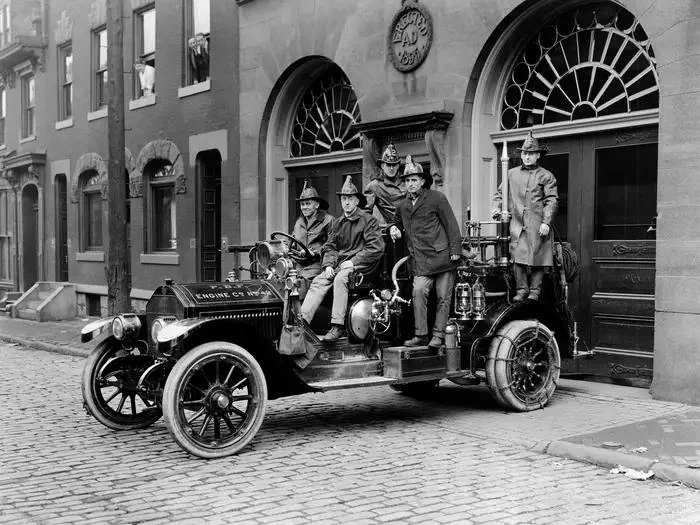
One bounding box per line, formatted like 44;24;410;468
470;1;659;386
263;58;362;236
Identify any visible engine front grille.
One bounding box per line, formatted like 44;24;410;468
199;308;283;341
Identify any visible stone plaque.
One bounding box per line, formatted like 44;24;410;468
387;0;433;73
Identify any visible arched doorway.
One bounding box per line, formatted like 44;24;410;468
264;59;362;234
471;2;659;385
21;184;39;290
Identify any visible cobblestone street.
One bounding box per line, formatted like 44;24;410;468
1;342;699;525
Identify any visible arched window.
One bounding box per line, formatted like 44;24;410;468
500;2;658;130
289;65;361;158
80;170;103;251
145;160;176;252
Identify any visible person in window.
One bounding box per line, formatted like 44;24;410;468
390;156;462;349
492;131;559;301
301;176;384;341
188;32;210;83
364;143;406;225
134;57;155;96
290;181;333;301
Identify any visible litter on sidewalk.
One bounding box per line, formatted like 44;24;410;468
610;465;654;481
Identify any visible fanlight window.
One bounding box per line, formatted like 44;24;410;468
290;66;361;158
501;2;658;130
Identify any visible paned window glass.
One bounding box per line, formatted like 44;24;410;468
21;75;35;137
186;0;210;85
94;28;108;109
59;43;73;119
81;172;103;250
148;163;176;251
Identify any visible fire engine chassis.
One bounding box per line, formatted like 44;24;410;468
81;221;581;459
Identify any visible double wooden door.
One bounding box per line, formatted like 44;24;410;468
287;160;363;227
539;126;658;385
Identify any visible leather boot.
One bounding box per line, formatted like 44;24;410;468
404;335;429;347
513;263;529;302
428;335;444;349
527;288;541;300
528;268;544;300
322;324;347;341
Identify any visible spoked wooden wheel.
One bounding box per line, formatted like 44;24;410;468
81;338;162;430
485;320;561;411
162;342;268;459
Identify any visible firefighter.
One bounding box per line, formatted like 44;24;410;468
390;156;462;348
364;143;406;225
492;132;559;301
290;180;333;301
301;176;384;341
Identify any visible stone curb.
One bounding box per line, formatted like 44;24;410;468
544;440;700;490
0;334;89;359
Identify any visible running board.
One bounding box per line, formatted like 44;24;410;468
308;376;396;391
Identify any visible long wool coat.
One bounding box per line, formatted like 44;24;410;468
291;209;333;278
494;165;559;267
321;209;384;272
393;189;462;276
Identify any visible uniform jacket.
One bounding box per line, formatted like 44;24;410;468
393;189;462;276
364;176;406;224
291;210;333;276
493;164;559;267
322;209;384;271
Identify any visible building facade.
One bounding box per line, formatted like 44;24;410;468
0;0;698;404
0;0;239;315
235;0;700;404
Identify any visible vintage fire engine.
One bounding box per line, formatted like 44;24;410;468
80;144;584;459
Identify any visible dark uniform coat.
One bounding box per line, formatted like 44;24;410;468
364;177;406;224
291;210;333;278
494;165;558;267
393;189;462;276
322;209;384;272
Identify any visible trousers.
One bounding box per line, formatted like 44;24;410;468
300;267;353;325
413;270;456;338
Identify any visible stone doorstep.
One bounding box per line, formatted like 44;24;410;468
543;440;700;490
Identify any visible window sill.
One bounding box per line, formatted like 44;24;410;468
19;135;36;144
87;108;108;121
178;79;210;98
140;252;179;265
55;118;74;130
129;95;156;110
76;251;105;262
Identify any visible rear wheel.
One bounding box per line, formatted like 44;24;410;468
485;320;560;411
162;342;268;459
81;338;162;430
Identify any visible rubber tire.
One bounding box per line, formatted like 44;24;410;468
485;320;560;411
81;338;162;430
162;342;268;459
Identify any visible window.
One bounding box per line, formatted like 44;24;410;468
0;87;5;145
21;74;35;138
93;28;107;109
147;162;176;252
81;171;103;251
0;6;10;47
135;6;156;98
185;0;210;85
58;43;73;120
0;190;10;281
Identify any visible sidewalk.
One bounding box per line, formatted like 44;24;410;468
1;315;699;490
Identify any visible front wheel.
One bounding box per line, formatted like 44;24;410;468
81;338;163;430
485;320;560;411
162;342;268;459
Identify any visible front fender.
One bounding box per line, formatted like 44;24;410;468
156;318;210;348
81;318;113;343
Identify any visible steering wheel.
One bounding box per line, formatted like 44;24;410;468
270;231;313;260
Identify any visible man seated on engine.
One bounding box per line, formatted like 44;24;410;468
290;181;333;301
300;176;384;341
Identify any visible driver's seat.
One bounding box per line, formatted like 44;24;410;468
348;259;384;292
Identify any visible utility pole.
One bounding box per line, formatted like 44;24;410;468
106;0;130;313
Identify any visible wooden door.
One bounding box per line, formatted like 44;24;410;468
542;126;658;385
55;175;69;282
287;160;363;226
199;151;222;282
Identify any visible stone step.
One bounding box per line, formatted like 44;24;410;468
17;309;38;321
